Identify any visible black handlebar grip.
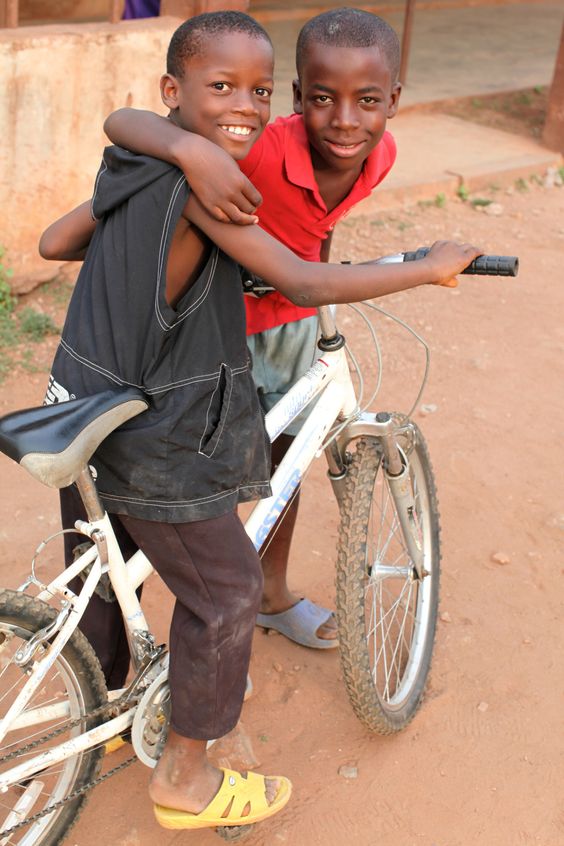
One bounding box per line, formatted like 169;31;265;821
403;247;519;277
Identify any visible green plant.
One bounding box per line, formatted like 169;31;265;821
533;85;544;95
21;347;48;373
0;249;60;382
434;192;446;208
0;248;16;317
515;178;529;192
471;197;492;207
18;307;59;341
40;277;74;307
558;166;564;183
397;221;414;232
0;312;19;350
457;183;469;201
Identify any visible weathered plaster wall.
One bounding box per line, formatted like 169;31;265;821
19;1;109;24
0;17;179;289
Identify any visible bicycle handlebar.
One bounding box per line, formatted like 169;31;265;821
402;248;519;277
241;247;519;297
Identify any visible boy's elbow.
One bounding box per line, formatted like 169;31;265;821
285;287;324;308
38;234;53;260
103;108;125;139
39;229;62;260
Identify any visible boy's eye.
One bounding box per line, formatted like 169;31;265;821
313;95;332;104
211;82;230;92
255;87;272;99
360;96;379;105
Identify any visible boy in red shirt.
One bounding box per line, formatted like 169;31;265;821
105;8;402;649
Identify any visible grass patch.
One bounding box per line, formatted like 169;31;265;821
457;183;469;201
0;249;60;382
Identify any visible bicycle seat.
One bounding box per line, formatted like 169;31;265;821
0;388;148;489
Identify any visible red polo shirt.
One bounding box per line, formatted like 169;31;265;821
239;113;396;335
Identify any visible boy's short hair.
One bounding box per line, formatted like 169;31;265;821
167;10;272;79
296;7;400;82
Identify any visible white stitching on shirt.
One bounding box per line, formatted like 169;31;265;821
58;339;249;393
198;363;233;458
100;481;270;508
90;159;108;221
155;174;187;331
153;175;218;332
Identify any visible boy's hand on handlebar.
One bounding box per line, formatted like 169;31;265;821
424;241;485;287
184;138;262;225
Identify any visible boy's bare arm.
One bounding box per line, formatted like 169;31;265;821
104;109;262;225
39;201;97;262
185;195;484;305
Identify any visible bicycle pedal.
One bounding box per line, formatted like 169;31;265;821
104;730;132;755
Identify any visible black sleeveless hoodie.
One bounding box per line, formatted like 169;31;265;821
47;146;271;522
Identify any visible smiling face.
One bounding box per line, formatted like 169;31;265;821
161;31;274;160
293;42;401;175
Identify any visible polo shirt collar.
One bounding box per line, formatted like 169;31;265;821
283;115;321;195
283;114;380;216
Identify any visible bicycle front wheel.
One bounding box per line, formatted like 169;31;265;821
336;424;440;733
0;589;107;846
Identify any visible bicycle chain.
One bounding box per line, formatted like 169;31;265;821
0;753;138;837
0;693;135;765
0;693;140;838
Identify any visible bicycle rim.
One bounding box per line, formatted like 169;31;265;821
0;591;106;846
366;440;436;709
337;429;440;732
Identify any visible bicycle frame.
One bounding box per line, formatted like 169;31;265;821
0;302;423;791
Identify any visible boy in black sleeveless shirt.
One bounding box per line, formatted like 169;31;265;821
40;11;482;831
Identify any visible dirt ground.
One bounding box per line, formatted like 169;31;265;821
0;178;563;846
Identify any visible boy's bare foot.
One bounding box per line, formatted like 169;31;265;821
149;731;279;816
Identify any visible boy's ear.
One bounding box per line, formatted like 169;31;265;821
160;73;181;111
387;82;402;119
292;78;303;115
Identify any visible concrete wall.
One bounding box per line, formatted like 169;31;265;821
0;17;180;290
19;1;109;24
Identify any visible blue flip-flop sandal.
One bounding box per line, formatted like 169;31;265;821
256;598;339;649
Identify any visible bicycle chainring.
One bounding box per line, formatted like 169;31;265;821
131;662;170;768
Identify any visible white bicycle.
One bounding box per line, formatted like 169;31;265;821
0;249;518;845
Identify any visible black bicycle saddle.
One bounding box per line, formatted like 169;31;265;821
0;388;148;489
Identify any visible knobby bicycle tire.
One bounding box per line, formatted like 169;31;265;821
336;426;440;733
0;589;107;846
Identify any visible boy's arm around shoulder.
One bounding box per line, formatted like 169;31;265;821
104;108;262;224
184;196;484;304
39;201;97;262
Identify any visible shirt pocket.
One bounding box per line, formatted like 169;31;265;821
198;363;233;458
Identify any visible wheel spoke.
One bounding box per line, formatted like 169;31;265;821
0;592;106;845
337;433;440;731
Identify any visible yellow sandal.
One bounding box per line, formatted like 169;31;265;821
153;768;292;830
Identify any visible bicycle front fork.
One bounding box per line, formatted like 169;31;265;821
326;411;426;580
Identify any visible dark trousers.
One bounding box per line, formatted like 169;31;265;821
60;487;263;740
